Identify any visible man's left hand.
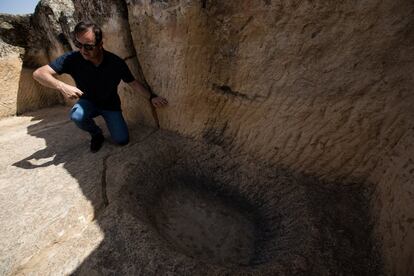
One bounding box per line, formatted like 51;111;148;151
151;96;168;108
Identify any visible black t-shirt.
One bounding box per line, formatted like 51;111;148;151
49;50;135;110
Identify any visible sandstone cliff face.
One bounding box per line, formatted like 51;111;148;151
0;0;413;275
0;37;23;117
125;1;414;275
0;12;62;116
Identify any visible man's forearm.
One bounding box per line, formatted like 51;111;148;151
33;67;64;91
33;65;83;99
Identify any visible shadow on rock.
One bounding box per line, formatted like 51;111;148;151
8;106;382;275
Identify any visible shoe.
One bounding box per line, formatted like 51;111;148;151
90;133;104;153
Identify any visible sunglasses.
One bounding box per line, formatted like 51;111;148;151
73;39;97;51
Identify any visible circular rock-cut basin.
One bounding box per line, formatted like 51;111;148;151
152;184;257;267
91;134;381;275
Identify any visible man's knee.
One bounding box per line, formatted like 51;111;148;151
114;136;129;146
111;129;129;145
70;107;85;123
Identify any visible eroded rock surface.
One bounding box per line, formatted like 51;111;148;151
0;107;380;275
0;12;62;117
0;0;413;275
125;2;414;274
0;39;23;117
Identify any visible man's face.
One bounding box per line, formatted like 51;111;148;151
74;28;103;61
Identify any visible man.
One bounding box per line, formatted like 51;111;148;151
33;21;168;152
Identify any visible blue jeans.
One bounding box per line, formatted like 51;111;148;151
70;99;129;145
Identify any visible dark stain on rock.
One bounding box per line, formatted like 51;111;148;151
263;0;272;6
212;83;249;99
57;33;70;47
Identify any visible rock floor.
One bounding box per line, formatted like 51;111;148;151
0;106;382;275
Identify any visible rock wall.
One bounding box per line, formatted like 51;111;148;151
124;1;414;275
1;0;413;275
369;127;414;276
0;38;23;117
0;12;62;117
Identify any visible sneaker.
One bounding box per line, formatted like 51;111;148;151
90;133;104;153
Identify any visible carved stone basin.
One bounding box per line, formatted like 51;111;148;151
94;131;381;275
152;183;256;266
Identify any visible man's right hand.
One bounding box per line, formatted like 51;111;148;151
58;82;84;99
